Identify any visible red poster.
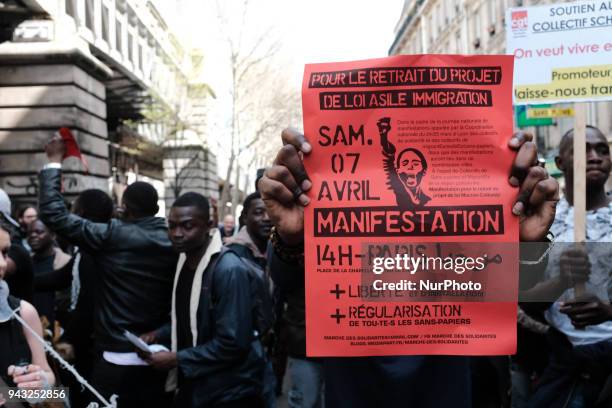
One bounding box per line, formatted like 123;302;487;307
302;55;518;357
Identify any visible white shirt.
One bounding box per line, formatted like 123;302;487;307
544;197;612;346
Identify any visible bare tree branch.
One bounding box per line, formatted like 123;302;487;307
216;1;301;217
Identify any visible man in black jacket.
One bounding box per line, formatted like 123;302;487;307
66;188;114;407
225;192;276;407
142;192;265;408
40;136;176;407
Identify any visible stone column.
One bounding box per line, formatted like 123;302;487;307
0;22;112;204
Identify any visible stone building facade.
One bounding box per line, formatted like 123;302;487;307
0;0;218;211
389;0;612;152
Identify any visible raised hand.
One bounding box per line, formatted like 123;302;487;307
258;128;312;246
44;134;66;164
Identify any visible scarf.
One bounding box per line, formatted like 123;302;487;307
165;228;222;391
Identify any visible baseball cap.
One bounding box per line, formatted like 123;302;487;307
0;188;20;229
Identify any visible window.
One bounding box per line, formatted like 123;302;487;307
102;6;110;43
487;0;498;25
149;53;156;80
430;9;437;40
65;0;76;18
440;2;447;26
448;0;455;19
452;31;458;53
116;20;123;54
139;44;144;72
128;33;134;63
417;31;423;53
473;8;482;40
85;0;94;31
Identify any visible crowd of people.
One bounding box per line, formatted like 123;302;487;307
0;124;610;408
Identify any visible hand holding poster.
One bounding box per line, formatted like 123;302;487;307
302;55;519;357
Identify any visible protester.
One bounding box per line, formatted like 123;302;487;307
141;192;266;408
17;205;37;252
0;191;17;231
4;245;34;304
28;219;72;327
67;188;114;407
237;186;321;407
252;163;325;408
0;189;34;303
219;214;237;242
270;241;324;406
510;307;550;408
226;192;276;407
0;219;56;402
38;136;177;408
259;129;559;407
248;179;290;398
527;126;612;407
17;206;38;229
226;193;272;291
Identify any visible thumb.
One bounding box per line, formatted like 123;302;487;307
519;202;556;242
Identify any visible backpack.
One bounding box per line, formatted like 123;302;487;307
203;247;274;338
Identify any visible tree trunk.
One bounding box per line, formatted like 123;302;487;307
231;162;241;219
218;151;235;217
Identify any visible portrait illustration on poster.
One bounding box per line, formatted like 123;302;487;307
378;117;431;209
